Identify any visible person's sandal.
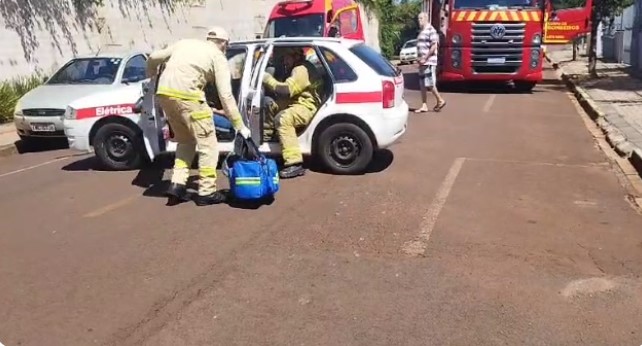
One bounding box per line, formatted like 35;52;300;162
433;101;447;112
414;107;429;113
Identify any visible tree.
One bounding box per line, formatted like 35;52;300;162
356;0;422;58
587;0;633;77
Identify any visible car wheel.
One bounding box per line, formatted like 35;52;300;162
93;123;144;171
317;123;374;175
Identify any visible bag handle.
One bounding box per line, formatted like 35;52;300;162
221;133;261;177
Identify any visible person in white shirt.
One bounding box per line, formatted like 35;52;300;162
415;12;446;113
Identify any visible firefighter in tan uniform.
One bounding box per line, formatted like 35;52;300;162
263;47;322;179
146;27;251;206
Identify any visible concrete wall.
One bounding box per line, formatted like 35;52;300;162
0;0;380;79
633;0;642;72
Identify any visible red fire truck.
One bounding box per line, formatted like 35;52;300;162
427;0;593;91
263;0;375;46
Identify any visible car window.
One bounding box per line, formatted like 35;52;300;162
403;40;417;49
318;46;357;83
206;47;249;107
349;44;398;77
48;58;122;85
122;55;147;83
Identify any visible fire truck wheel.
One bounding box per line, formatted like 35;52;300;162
93;123;144;171
317;122;374;175
514;81;536;93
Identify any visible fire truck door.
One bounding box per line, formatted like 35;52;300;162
329;4;362;40
139;79;165;161
544;0;593;44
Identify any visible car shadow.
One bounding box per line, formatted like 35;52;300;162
306;149;395;175
15;138;69;154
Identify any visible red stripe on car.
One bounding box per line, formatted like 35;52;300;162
76;104;136;120
336;92;382;104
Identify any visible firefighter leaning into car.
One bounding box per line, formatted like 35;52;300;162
263;47;322;179
146;27;251;206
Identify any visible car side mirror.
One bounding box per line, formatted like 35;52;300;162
42;76;48;83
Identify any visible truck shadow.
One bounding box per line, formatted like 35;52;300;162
402;72;549;94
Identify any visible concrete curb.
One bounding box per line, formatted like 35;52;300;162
545;52;642;181
0;143;18;158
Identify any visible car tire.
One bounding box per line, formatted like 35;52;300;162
316;123;374;175
92;123;144;171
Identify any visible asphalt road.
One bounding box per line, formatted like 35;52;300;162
1;65;642;346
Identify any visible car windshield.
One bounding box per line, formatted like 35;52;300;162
403;41;417;49
453;0;540;9
47;57;122;85
264;14;325;38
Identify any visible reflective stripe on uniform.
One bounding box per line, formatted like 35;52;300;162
200;166;217;178
174;158;190;169
157;86;205;102
191;109;212;120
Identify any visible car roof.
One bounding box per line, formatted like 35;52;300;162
72;51;148;60
230;37;363;48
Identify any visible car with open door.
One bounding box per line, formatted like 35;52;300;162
69;37;409;174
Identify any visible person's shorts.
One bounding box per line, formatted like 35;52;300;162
419;65;437;88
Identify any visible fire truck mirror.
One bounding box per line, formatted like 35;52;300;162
327;10;333;23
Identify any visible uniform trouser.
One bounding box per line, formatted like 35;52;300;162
265;98;315;166
158;95;218;196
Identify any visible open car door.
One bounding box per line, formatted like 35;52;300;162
139;78;166;161
328;4;364;41
544;0;593;44
244;43;275;145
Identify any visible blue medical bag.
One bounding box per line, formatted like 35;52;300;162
223;134;280;201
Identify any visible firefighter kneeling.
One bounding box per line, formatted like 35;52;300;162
262;47;322;179
146;27;251;206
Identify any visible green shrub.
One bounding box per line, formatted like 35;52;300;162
0;75;44;124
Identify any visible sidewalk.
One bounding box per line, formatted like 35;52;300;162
546;47;642;177
0;123;19;157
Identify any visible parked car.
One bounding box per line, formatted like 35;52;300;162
398;39;418;65
13;51;149;145
65;37;409;175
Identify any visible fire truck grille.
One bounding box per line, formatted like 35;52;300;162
471;22;525;74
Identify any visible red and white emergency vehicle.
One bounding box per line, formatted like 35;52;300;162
426;0;593;91
63;37;408;174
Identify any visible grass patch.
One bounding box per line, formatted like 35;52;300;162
0;75;44;124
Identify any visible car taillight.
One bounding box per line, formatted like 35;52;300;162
382;80;395;108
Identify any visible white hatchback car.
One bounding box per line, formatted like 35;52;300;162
398;39;418;65
65;37;409;174
13;52;148;144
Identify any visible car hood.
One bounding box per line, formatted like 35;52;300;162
19;84;116;110
400;48;417;54
68;83;144;109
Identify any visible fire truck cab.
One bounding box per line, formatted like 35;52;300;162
263;0;365;41
427;0;593;91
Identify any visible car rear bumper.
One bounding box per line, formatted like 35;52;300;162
374;101;409;148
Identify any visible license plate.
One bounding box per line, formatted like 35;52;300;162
487;57;506;64
30;123;56;132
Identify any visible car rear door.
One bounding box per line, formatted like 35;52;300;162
244;43;275;144
139;78;165;161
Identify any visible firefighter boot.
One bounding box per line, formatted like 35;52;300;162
165;183;191;205
279;164;306;179
194;191;228;206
